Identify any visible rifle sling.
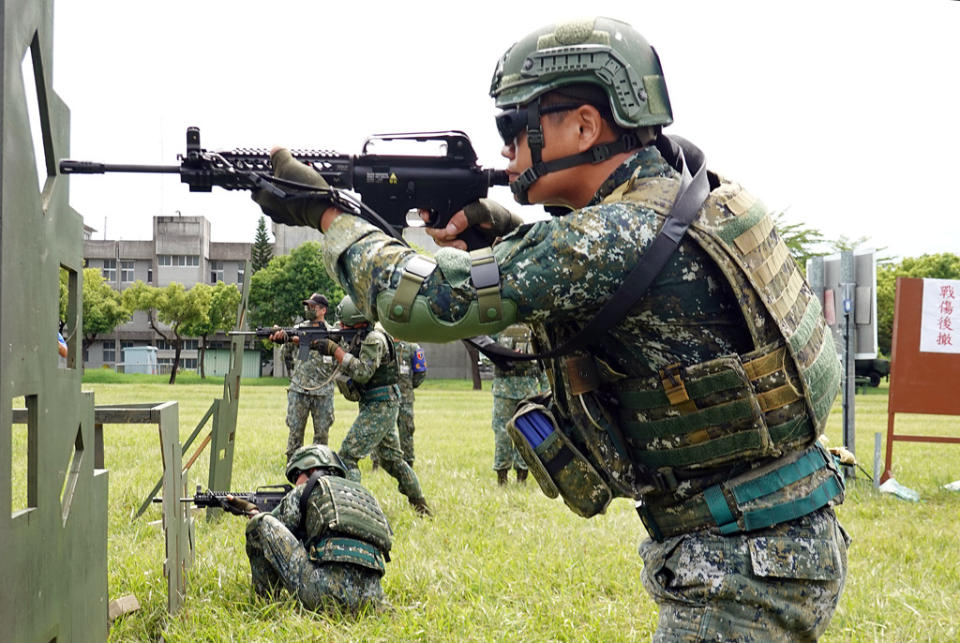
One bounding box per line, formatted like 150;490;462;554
296;470;324;540
467;134;710;366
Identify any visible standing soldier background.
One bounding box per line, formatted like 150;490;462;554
270;293;337;462
373;339;426;470
253;16;847;639
490;324;548;486
228;444;391;613
321;296;432;516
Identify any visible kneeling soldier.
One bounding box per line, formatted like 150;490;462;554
228;444;392;612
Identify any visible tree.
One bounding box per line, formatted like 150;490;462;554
75;268;132;355
181;281;242;378
251;216;273;273
248;242;344;328
876;253;960;355
124;281;209;384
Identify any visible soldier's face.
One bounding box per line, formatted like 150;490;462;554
501;109;585;207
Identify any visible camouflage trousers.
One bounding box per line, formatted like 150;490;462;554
638;507;849;642
285;388;334;461
339;394;425;503
371;398;415;467
491;395;527;472
396;399;415;465
244;513;383;612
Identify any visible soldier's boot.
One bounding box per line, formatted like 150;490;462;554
497;469;509;486
409;497;433;517
516;468;528;485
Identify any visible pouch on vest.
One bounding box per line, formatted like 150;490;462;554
508;401;612;518
337;377;361;402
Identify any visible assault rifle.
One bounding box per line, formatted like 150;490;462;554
153;484;292;515
59;127;509;251
229;325;365;360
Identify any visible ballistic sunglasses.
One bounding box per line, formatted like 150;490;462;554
495;103;582;144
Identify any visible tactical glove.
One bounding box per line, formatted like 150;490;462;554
462;198;524;244
223;495;259;516
252;149;334;228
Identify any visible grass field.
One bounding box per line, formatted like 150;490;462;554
32;376;960;640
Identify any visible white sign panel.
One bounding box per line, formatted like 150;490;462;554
920;278;960;353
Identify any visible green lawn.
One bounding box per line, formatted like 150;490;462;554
65;379;960;640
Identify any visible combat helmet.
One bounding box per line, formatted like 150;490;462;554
336;295;368;326
490;17;672;129
489;17;672;204
286;444;347;483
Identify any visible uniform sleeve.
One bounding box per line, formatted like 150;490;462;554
340;332;384;384
268;486;303;533
322;207;660;344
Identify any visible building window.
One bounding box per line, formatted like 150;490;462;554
157;338;198;351
102;340;116;363
102;259;116;282
120;260;134;282
211;261;224;284
158;255;199;267
147;267;153;284
237;267;245;284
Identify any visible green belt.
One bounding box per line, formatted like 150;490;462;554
361;384;398;403
637;443;843;541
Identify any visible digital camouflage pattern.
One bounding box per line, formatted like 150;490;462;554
244;478;386;611
338;328;426;505
283;324;337;459
315;145;845;637
639;507;848;642
395;340;425;464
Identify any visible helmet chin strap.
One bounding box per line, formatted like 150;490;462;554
510;97;641;206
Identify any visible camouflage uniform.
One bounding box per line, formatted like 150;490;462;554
491;325;548;473
374;340;425;467
337;327;427;506
282;322;337;460
244;474;390;612
313;145;847;639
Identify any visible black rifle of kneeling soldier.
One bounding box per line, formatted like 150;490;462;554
230;326;365;361
153;484;291;516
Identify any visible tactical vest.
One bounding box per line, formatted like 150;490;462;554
351;330;399;393
306;475;393;574
600;173;840;479
494;324;540;378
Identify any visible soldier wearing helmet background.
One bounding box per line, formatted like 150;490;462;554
228;444;391;612
318;296;432;516
269;292;337;462
254;16;847;640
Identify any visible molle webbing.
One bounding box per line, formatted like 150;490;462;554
692;184;840;431
617;354;797;470
313;476;392;555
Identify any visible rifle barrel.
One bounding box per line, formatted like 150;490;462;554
59;160;181;174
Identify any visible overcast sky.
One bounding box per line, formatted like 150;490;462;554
45;0;959;260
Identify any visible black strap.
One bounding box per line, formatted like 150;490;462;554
295;470;323;540
467;134;710;365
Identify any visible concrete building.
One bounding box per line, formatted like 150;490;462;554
83;215;252;374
